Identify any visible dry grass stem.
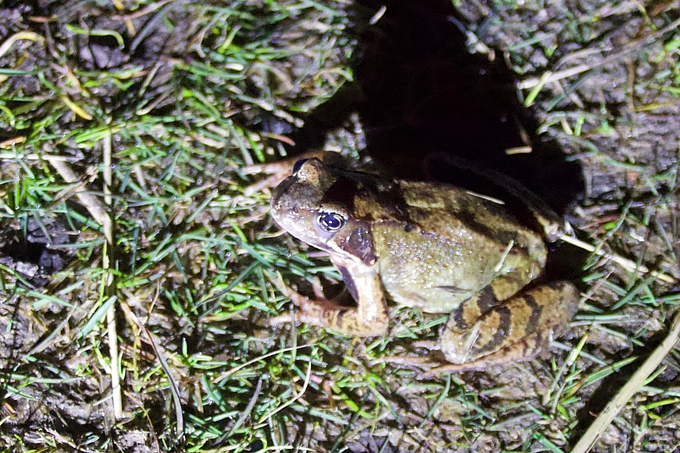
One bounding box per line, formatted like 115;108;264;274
559;234;676;284
572;312;680;453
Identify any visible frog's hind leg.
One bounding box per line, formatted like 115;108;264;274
439;281;580;368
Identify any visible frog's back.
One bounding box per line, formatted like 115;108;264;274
371;181;547;313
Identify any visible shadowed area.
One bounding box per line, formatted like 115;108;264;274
291;0;584;217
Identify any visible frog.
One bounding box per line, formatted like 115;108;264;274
268;156;580;375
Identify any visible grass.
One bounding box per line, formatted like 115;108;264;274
1;1;356;450
1;1;680;452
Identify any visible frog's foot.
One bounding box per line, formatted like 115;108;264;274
269;292;352;328
369;342;448;373
371;355;441;369
272;272;326;300
417;344;536;379
242;151;344;195
372;354;501;380
269;272;389;336
268;273;330;325
242;160;292;196
370;347;509;379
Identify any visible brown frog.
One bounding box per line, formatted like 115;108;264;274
269;157;579;374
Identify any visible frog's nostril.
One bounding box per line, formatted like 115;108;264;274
272;177;295;203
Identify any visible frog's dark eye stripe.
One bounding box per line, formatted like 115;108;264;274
292;158;309;174
316;211;345;232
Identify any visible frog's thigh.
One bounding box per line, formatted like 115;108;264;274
490;250;546;301
293;255;389;337
440;282;579;366
489;272;537;302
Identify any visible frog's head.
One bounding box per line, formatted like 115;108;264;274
271;158;376;265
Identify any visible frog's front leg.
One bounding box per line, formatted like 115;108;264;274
433;281;580;374
277;253;390;336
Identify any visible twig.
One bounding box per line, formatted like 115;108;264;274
102;134;122;419
571;311;680;453
559;234;676;284
47;136;122;419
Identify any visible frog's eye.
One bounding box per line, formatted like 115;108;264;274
292;158;309;175
315;211;345;233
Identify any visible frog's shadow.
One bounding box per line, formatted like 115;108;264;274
280;0;584;218
273;0;587;281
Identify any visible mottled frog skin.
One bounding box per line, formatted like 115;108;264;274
270;157;579;372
